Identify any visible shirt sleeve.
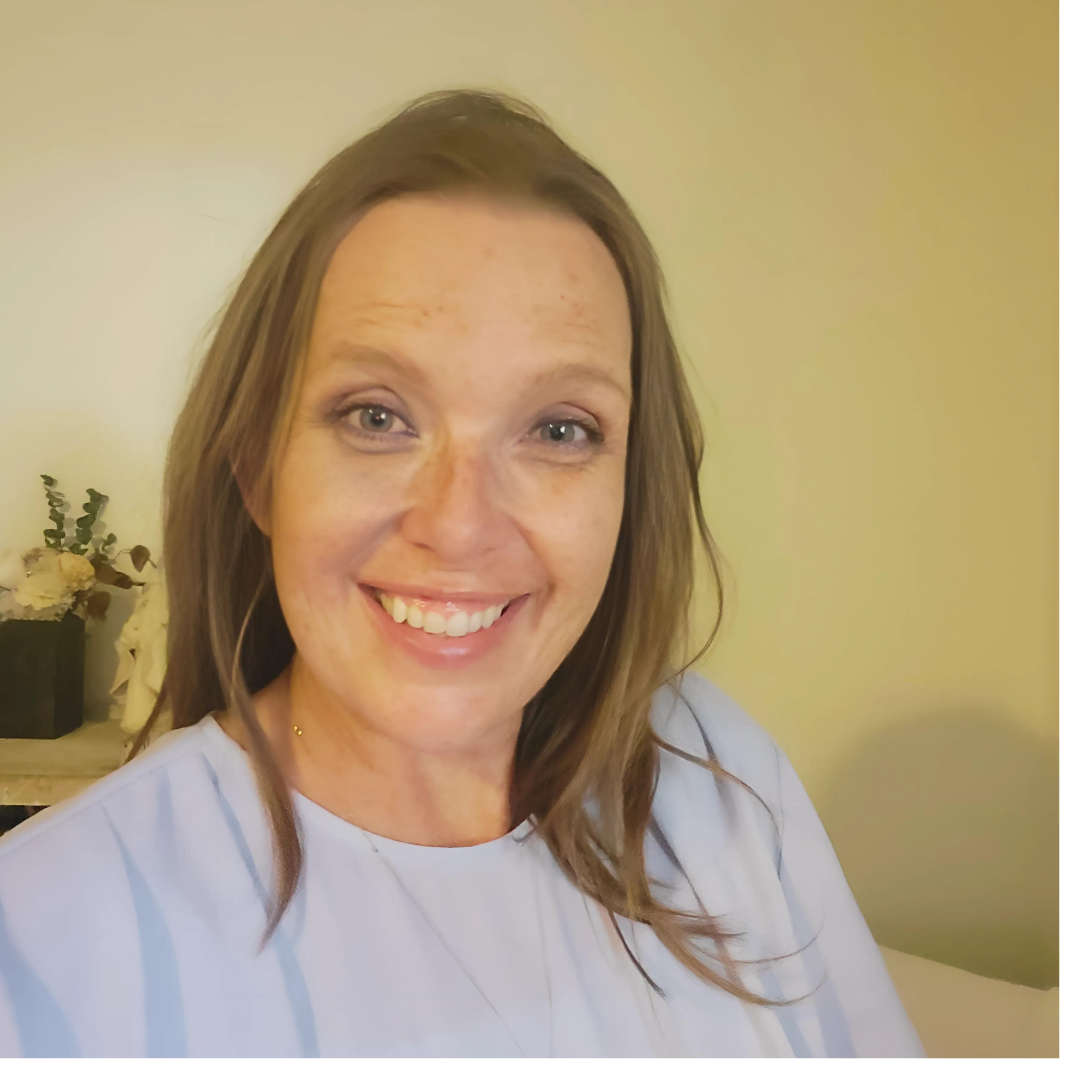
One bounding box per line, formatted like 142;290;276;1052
772;741;926;1057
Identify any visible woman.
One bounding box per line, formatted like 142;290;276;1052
0;89;923;1057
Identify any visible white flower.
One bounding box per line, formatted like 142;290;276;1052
0;548;26;591
0;589;26;619
14;548;71;611
10;600;69;621
58;551;96;593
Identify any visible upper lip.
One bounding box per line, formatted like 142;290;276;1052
360;581;524;605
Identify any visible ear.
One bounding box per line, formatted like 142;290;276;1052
230;456;271;536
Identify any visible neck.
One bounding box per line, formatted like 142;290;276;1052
220;659;520;848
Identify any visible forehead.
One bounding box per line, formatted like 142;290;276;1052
307;193;632;381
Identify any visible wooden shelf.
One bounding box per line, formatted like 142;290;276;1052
0;717;130;806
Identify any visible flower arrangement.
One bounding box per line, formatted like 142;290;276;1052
0;475;153;623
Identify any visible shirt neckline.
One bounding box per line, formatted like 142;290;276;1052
197;714;535;863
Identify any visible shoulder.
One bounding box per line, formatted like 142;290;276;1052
646;669;790;875
643;672;791;925
649;669;784;796
0;719;219;894
0;719;244;1056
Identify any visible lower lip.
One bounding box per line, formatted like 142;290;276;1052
359;586;529;671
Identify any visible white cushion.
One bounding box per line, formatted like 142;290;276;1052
878;945;1058;1057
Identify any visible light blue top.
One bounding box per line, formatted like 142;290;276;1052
0;672;924;1057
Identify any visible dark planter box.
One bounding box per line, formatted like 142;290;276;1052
0;613;85;739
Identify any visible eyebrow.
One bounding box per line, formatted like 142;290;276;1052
327;343;433;388
326;342;631;402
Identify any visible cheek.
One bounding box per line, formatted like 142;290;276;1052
269;436;400;602
527;464;625;613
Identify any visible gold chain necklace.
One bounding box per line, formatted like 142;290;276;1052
292;723;553;1053
360;824;555;1057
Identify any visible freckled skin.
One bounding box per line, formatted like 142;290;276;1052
231;192;633;845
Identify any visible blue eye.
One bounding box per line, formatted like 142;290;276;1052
356;405;396;432
335;402;602;452
535;418;602;449
342;404;411;437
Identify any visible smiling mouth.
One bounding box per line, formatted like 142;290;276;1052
359;584;523;637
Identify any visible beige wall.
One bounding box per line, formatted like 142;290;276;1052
0;1;1057;987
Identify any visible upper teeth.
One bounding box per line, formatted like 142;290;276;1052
375;591;511;636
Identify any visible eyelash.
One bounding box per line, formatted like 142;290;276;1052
333;402;604;452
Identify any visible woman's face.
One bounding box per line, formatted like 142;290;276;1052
267;192;633;757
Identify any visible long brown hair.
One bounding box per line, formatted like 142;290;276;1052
129;87;815;1009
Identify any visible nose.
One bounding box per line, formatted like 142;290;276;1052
399;434;505;563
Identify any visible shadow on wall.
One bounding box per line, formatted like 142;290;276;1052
818;708;1058;990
